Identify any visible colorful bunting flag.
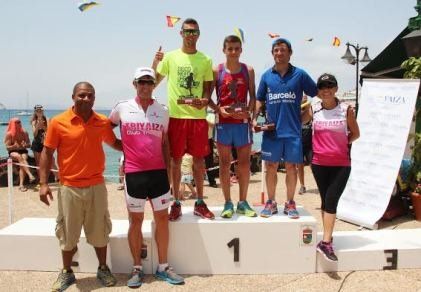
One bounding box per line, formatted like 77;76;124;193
78;1;99;12
234;27;245;43
332;37;341;47
268;33;280;38
166;15;181;27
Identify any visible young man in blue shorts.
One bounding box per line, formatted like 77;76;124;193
211;35;256;218
253;38;317;219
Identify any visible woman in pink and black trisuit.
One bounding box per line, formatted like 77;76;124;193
303;73;360;262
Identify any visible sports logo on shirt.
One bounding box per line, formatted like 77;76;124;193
122;122;164;135
268;91;296;101
149;112;161;119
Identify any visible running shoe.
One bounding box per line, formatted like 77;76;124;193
155;266;184;285
236;201;257;217
316;240;338;262
298;186;306;195
283;200;300;219
194;201;215;219
221;201;234;219
127;268;144;288
169;202;182;221
96;265;117;287
51;269;76;292
260;200;278;218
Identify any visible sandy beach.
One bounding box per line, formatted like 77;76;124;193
0;168;420;291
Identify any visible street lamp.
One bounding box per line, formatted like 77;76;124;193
402;29;421;57
341;43;371;115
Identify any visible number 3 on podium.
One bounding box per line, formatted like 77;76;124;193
227;238;240;262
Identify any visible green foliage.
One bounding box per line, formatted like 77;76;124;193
408;133;421;193
401;57;421;79
402;57;421;182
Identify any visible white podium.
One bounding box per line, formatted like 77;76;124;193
0;218;154;274
5;215;420;275
152;206;318;274
316;229;421;272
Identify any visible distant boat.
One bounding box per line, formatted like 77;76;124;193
16;111;32;116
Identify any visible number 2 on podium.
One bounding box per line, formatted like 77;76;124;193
227;238;240;262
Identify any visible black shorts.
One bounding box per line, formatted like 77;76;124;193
302;145;312;165
125;169;170;199
8;149;28;156
31;141;44;153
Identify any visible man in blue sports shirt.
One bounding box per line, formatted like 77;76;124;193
252;38;317;219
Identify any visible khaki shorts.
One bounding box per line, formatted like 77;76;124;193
55;183;112;251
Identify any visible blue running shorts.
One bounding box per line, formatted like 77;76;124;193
215;123;252;148
261;136;303;163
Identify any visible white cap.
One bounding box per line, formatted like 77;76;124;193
134;67;156;80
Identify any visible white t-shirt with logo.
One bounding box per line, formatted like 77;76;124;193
109;98;169;173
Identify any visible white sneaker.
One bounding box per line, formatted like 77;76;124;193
298;186;306;195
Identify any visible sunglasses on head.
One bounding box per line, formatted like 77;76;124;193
182;29;200;36
136;79;155;85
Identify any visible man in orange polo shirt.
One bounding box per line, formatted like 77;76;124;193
39;82;122;292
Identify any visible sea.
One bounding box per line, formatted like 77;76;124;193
0;109;263;183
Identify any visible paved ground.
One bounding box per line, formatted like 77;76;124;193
0;167;420;291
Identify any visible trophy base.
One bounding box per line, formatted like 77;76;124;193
225;105;248;114
177;97;203;106
254;123;275;132
177;98;195;105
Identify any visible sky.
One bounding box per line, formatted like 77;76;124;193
0;0;417;109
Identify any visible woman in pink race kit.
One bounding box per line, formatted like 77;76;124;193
302;73;360;262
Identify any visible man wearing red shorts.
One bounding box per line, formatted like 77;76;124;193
152;18;214;221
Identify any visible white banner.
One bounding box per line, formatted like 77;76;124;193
337;79;420;229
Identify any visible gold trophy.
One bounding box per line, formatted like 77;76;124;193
254;103;275;132
177;72;201;105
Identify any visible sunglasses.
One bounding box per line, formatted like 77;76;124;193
15;121;21;124
136;79;155;86
318;83;336;90
182;29;200;36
